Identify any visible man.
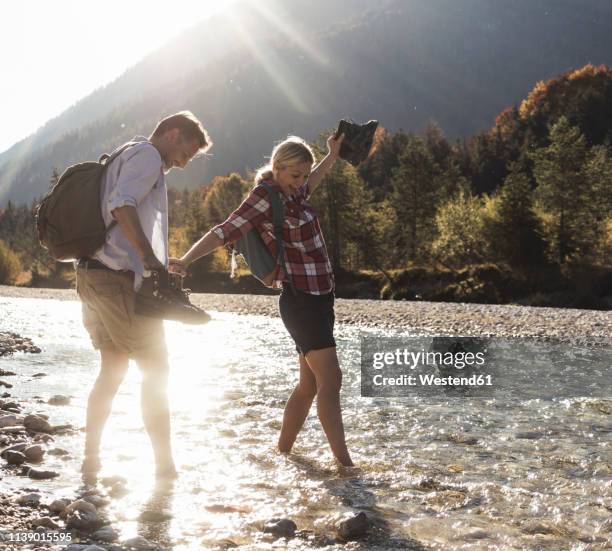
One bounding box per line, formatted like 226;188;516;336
76;111;211;481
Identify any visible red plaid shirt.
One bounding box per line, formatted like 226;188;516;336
211;178;334;294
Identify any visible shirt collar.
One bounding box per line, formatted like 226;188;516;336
262;178;296;201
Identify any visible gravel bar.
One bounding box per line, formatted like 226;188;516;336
1;285;609;346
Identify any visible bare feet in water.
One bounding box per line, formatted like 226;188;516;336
155;463;178;481
81;455;102;484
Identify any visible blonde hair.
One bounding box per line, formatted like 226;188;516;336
255;136;315;184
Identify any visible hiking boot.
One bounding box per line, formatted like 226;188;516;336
135;270;211;325
335;119;379;166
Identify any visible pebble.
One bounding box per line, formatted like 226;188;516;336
23;444;45;462
122;535;158;550
24;414;53;433
48;395;71;406
31;516;60;529
66;508;103;532
92;526;119;542
337;511;370;540
24;466;60;479
82;494;110;508
515;431;544;440
48;447;70;456
16;492;41;507
62;499;97;517
263;518;297;538
0;442;26;457
0;415;23;428
100;475;127;487
49;498;71;514
5;450;26;465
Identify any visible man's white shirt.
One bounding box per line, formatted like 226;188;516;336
94;136;168;291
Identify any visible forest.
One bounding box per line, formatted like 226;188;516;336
1;64;611;308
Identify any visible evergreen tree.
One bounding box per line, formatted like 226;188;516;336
531;117;590;264
582;145;612;263
390;135;441;264
487;164;545;268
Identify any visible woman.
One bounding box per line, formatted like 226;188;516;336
171;132;353;466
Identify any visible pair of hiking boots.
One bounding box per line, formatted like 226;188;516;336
135;270;211;325
335;119;379;166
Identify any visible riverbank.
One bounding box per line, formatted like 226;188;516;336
1;285;609;346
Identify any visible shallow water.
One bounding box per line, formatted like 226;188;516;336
0;296;610;550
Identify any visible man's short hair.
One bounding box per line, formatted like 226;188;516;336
152;111;212;153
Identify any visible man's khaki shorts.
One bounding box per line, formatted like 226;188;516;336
76;267;167;358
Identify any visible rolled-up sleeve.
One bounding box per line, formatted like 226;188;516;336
107;146;162;214
211;186;272;245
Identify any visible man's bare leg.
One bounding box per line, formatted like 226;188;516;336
137;352;176;479
83;348;129;478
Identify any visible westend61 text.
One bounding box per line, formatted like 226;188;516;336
373;373;493;387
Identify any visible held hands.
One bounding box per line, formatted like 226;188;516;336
327;132;345;160
168;257;189;277
142;252;165;272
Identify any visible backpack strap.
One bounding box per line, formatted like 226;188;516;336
258;182;297;294
98;141;152;233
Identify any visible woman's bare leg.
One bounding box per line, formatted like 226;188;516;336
304;347;353;466
278;353;317;453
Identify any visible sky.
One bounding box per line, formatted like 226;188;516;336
0;0;234;154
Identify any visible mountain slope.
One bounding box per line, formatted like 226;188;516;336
1;0;610;205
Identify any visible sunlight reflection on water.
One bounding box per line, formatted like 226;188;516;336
1;296;610;550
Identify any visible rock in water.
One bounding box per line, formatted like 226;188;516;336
92;526;119;542
27;467;59;479
0;442;26;457
122;536;158;550
24;414;52;433
17;493;41;507
31;517;60;529
48;395;71;406
48;447;70;456
0;414;23;428
66;509;103;532
263;518;297;538
337;512;370;540
100;475;127;487
61;499;97;517
82;494;110;508
5;450;26;465
24;444;45;462
49;498;71;514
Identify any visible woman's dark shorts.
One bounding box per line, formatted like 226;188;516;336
278;284;336;356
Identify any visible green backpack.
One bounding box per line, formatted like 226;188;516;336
230;181;295;292
35;142;138;261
